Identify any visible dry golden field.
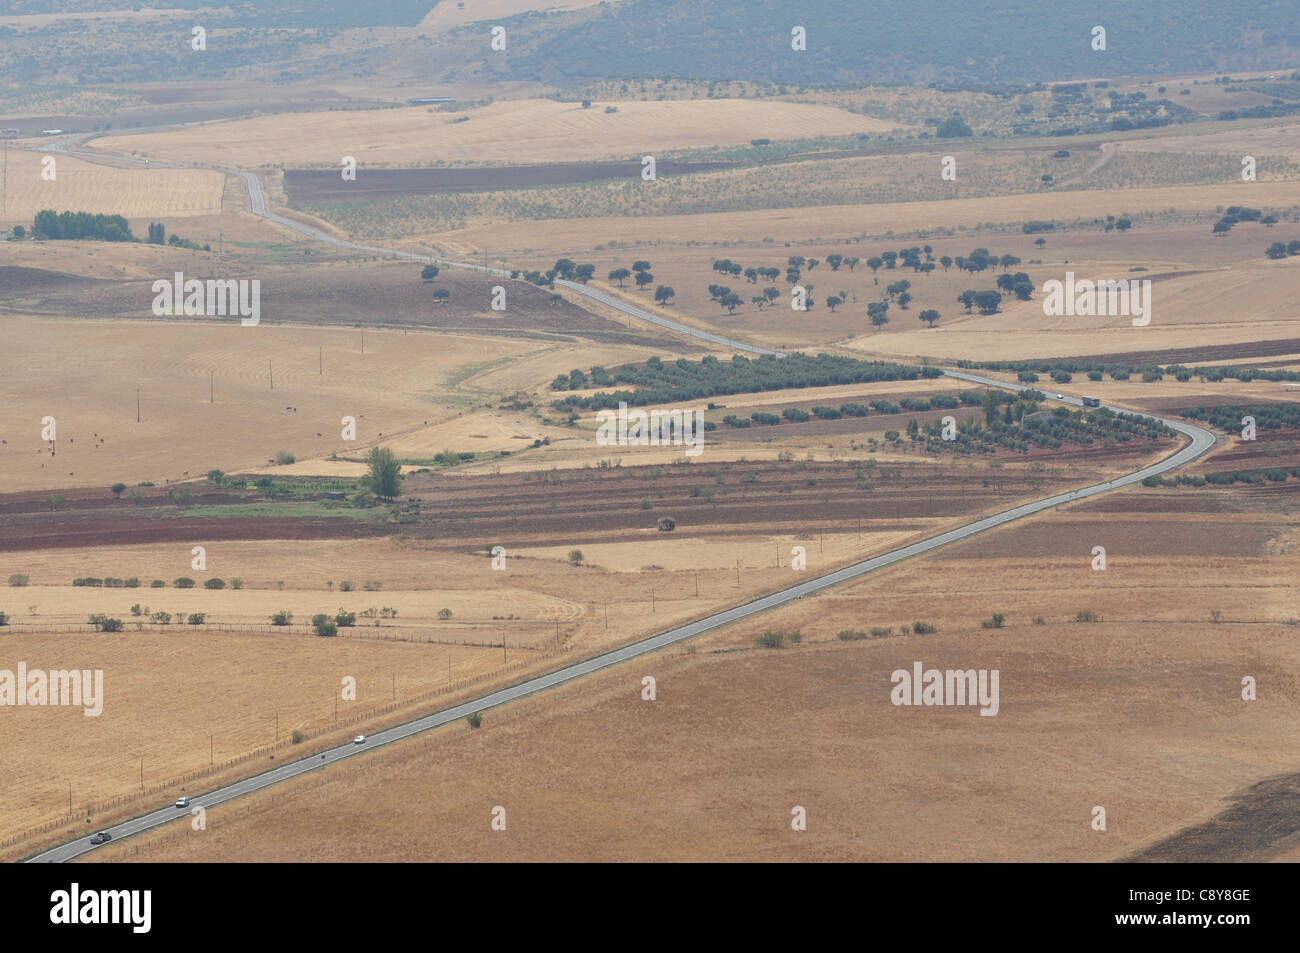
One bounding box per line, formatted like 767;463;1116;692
0;315;560;493
427;179;1300;255
91;98;904;169
0;150;225;221
87;487;1300;862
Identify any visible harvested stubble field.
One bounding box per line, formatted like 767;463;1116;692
92;98;901;169
0;314;563;493
1;436;1168;851
425;180;1300;258
0;150;224;221
91;485;1300;862
0;627;512;841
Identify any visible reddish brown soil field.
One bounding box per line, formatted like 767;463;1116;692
0;264;681;349
285;159;741;205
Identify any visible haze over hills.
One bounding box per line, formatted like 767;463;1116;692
7;0;1300;87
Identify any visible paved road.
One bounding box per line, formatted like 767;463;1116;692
232;170;779;356
24;370;1215;862
18;159;1218;863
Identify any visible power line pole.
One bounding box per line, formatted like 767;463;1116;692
136;387;141;423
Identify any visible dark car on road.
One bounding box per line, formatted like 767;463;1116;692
89;831;111;845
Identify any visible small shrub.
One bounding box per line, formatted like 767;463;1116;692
291;730;306;744
755;631;786;648
980;612;1006;629
466;712;483;728
130;603;143;616
270;610;293;626
203;578;226;590
1074;609;1099;622
869;626;893;638
187;613;206;625
275;451;296;465
151;611;171;625
124;577;140;588
8;573;29;587
568;550;584;565
312;615;338;637
174;577;196;589
912;621;936;634
438;608;452;620
338;580;355;592
230;578;243;590
335;610;357;627
362;581;382;591
837;629;868;641
151;579;166;588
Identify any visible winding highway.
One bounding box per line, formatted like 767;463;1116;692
20;165;1218;863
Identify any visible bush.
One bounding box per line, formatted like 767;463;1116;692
980;612;1006;629
1074;609;1099;622
130;603;143;616
174;577;196;589
230;578;243;590
151;611;171;624
275;451;295;465
124;577;140;588
8;573;29;587
150;579;166;588
270;610;293;626
912;621;937;634
466;712;483;729
869;626;893;638
203;578;226;590
187;613;206;625
291;730;306;744
335;610;357;627
755;631;786;648
338;580;354;592
568;550;584;565
89;614;123;632
438;608;453;620
837;629;868;640
312;615;338;637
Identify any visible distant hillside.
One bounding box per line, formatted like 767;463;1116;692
503;0;1300;86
